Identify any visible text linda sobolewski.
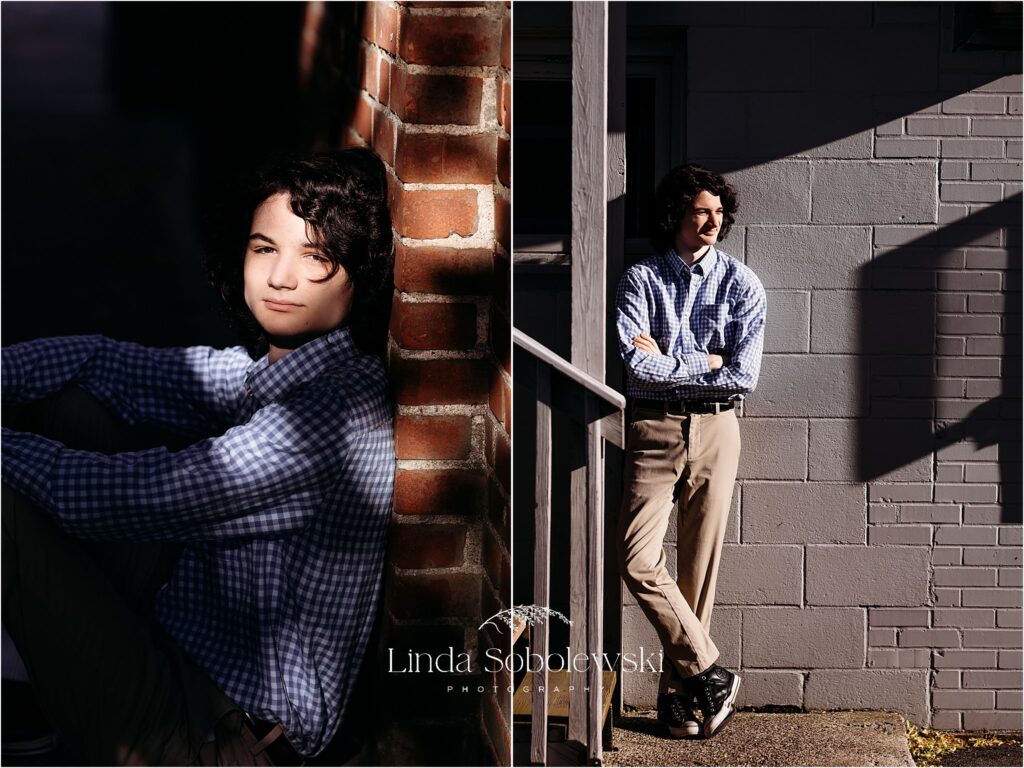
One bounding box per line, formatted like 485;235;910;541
387;646;664;675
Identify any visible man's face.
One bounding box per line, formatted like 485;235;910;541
674;189;724;254
243;193;354;343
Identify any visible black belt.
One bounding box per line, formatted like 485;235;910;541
633;398;736;415
243;713;305;766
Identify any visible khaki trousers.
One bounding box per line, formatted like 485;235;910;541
616;403;741;691
2;386;276;766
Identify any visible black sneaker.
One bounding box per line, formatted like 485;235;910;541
656;691;701;738
684;664;741;739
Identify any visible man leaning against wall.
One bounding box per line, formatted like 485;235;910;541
615;164;767;741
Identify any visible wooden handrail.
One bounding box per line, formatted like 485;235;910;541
513;328;626;411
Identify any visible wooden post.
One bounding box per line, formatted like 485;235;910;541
532;364;552;766
585;395;605;765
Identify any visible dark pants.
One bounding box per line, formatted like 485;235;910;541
2;386;275;766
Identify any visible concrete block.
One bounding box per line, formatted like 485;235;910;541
743;482;865;543
747;226;871;289
734;671;804;708
716;545;802;605
737;419;808;480
747;355;865;417
746;93;873;159
724;164;810;224
805;669;929;722
808;418;933;482
743;607;865;668
806;546;930;606
686;94;748;159
688;28;811;92
812;162;937;224
811;27;936;92
763;291;809;353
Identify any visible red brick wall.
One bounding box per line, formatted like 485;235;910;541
346;2;510;764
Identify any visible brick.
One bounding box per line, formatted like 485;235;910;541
963;712;1023;729
901;505;961;523
933;670;961;688
933;690;994;709
867;648;931;668
869;526;931;545
812;162;936;224
996;690;1023;709
934;608;995;628
965;505;1021;526
494;191;509;249
747;356;864;417
963;670;1023;688
935;526;999;545
737;417;806;479
743;608;865;667
899;628;961;647
937;464;965;482
869;504;899;523
869;483;932;503
392;358;488;405
935;357;1000;377
999;569;1022;588
499;78;511;135
1000;528;1023;546
497;136;509;187
931;711;962;729
972;161;1023;181
875;138;939;158
971;119;1022;137
936;314;1001;335
965;628;1023;648
392;187;479;238
490;302;510;375
390;572;480;619
390;69;483;125
941;94;1007;114
805;670;928;722
937;293;968;312
390;523;467;568
394;468;486;516
940;160;970;179
806;546;930;606
969;292;1015;312
933;567;997;587
392;300;477;351
870;608;930;626
876;118;904;135
744;483;864;543
400;14;501;66
937;442;999;462
963;588;1022;608
941;183;1003;203
997;608;1022;625
734;671;804;709
394;132;497;184
907;116;970;135
394;243;492;294
964;464;1002;483
941;139;1004;158
395;415;472;460
364;1;400;55
1000;650;1022;668
716;545;802;605
1009;141;1023;159
932;547;962;565
965;547;1022;566
935;485;1000;504
869;628;897;646
372;108;396;165
933;650;997;668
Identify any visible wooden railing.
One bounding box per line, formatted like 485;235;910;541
513;328;625;766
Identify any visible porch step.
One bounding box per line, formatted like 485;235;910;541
513;669;617;728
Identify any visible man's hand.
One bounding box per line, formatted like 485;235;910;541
632;333;662;355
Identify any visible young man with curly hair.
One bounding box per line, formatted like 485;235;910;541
2;148;395;765
615;164;767;740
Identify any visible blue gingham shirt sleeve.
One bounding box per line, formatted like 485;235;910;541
686;275;766;395
616;270;713;384
1;334;250;437
0;380;354;542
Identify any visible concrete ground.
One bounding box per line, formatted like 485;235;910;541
604;709;916;767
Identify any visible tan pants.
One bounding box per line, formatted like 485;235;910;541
616;403;741;691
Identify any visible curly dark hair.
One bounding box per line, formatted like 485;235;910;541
649;164;739;255
204;147;394;359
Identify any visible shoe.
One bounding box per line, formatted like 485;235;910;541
656;691;701;738
684;664;741;739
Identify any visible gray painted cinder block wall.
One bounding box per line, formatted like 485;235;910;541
621;2;1022;731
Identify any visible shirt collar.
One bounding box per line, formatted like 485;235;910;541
244;325;359;404
662;245;718;278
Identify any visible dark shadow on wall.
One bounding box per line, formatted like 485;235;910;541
1;1;363;350
860;195;1023;524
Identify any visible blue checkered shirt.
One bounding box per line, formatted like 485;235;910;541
615;245;767;400
1;325;394;757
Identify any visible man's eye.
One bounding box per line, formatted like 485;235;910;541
306;253;329;263
253;246;275;254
